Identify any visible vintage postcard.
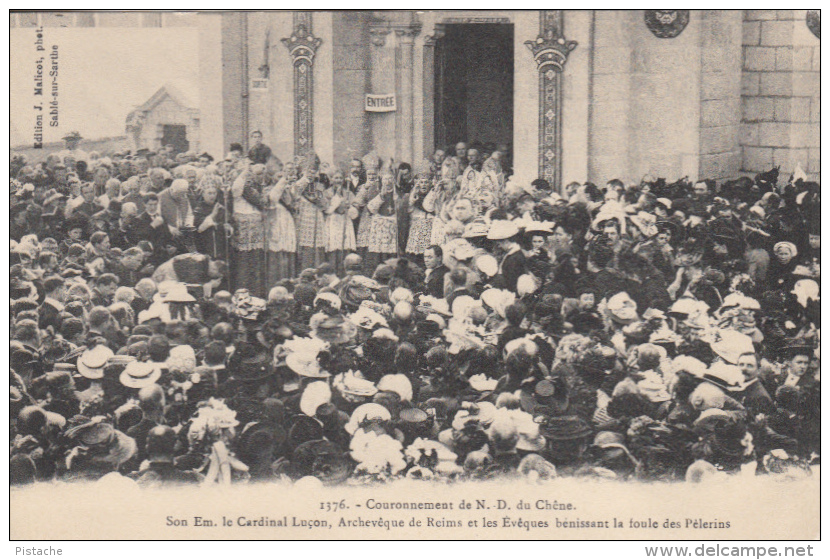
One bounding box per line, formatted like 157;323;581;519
9;9;821;543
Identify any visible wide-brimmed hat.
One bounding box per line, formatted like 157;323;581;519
62;131;83;141
348;306;388;330
333;370;378;399
312;314;357;345
445;238;476;261
537;415;592;441
236;421;288;465
314;292;342;311
522;220;555;235
119;361;162;389
77;346;115;380
345;403;392;435
487;219;520;240
510;410;546;452
300;381;333;417
606;292;639;325
340;280;376;310
701;362;751;393
451;402;497;431
629;211;658;237
709;329;754;364
589;431;639;465
289;439;351;485
462;220;490;239
65;417;137;467
377;374;413;403
416;295;452;317
480;288;516;318
285;351;328;379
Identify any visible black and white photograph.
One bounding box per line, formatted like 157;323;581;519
8;8;821;544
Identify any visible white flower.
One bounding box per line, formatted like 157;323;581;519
350;430;406;475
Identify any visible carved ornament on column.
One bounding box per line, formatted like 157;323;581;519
644;10;690;39
525;10;577;187
282;12;323;156
393;23;422;41
369;22;392;46
423;24;445;47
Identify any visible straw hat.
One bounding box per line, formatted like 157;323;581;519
119;361;162;389
77;346;115;380
487;219;520;240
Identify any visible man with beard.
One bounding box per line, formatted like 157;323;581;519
346;158;366;193
460;148;482;195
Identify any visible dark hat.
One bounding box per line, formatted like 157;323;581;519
520;378;569;417
782;337;814;358
340;283;374;310
236;421;287;464
62;131;83;141
232;344;273;383
538;415;592;441
372;264;395;283
289;439;351;484
288;414;325;449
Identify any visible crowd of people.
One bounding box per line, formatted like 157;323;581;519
9;131;821;487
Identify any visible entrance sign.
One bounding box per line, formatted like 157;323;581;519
365;93;396;112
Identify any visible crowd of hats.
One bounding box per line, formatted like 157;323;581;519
9;146;821;487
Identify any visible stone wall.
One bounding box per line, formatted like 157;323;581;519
588;10;744;185
698;10;743;181
740;10;820;181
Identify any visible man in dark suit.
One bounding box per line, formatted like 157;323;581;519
247;130;273;165
423;245;449;299
132;193;173;265
498;242;527;295
38;276;67;332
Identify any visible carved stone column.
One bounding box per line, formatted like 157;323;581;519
282;12;323;157
394;23;421;163
525;10;576;188
422;25;445;159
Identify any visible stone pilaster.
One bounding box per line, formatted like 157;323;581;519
525;10;577;188
282;12;323;157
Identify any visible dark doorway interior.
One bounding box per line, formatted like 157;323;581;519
162;124;189;155
434;24;514;154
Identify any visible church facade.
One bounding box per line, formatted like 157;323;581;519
12;10;820;187
213;9;822;187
